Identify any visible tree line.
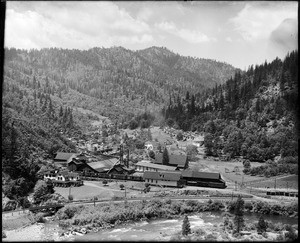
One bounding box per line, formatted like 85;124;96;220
163;51;298;162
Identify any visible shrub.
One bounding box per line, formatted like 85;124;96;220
119;184;125;190
58;220;72;229
205;233;218;241
226;200;237;212
176;132;183;141
257;216;268;233
194;228;207;236
102;180;108;186
244;201;253;211
186;144;198;161
18;197;31;209
262;232;268;238
185;200;199;209
284;225;298;241
208;200;224;211
2;231;6;239
33;180;54;204
129;119;138;130
273;222;285;231
244;222;256;231
3;200;18;211
243;159;251;168
148;150;155;159
57;205;83;220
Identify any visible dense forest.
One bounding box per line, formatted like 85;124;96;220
4;46;237;121
2;83;79;201
163;51;298;167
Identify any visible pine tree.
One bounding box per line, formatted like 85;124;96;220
185;91;190;100
234;195;245;233
257;215;268;234
182;215;191;236
59;106;63;117
162;147;169;165
33;76;37;89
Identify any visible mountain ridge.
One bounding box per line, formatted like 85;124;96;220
4;46;238;119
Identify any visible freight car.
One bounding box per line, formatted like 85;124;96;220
181;171;227;189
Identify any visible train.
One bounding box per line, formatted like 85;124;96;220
184;180;227;189
79;171;144;181
78;171;226;189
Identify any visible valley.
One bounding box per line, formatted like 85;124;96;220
2;31;298;243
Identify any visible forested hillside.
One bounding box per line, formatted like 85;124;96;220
4;46;237;121
164;51;298;168
2;46;237;201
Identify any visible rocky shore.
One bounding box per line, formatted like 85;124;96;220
2;219;75;242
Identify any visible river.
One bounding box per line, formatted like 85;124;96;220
72;212;298;241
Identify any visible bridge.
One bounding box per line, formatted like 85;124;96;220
29;203;65;213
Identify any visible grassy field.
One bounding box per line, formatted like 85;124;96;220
54;180;162;201
248;175;298;190
55;184;114;201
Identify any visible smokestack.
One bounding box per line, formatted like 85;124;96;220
127;149;130;168
120;144;123;164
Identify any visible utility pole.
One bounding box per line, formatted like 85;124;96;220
124;186;127;207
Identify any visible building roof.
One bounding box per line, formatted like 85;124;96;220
57;170;70;176
54;152;77;161
136;161;177;171
181;170;221;180
154;153;187;167
68;172;79;177
107;163;135;174
87;158;118;171
144;171;182;181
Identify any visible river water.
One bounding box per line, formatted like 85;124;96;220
73;212;298;241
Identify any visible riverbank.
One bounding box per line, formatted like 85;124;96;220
2;198;298;241
54;198;298;238
76;212;298;242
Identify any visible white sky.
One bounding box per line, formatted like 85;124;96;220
4;1;298;69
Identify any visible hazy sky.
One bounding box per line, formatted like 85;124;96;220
5;1;298;69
